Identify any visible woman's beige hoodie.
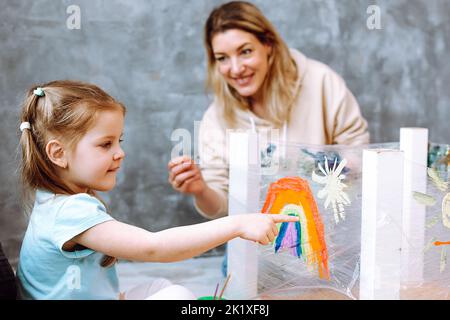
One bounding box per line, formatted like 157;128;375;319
196;49;369;218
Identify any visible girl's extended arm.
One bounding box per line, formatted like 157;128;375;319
72;214;297;263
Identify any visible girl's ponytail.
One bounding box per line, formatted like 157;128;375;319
19;92;44;207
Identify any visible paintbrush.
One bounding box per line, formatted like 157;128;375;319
218;274;231;300
213;283;219;300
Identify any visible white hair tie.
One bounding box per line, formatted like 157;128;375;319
33;87;45;97
20;122;31;132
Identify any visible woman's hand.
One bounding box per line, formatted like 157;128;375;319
235;214;299;245
168;156;207;195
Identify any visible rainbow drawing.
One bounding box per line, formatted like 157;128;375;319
262;177;329;280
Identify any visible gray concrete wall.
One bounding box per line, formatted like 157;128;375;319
1;0;449;264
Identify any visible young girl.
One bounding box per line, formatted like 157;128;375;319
16;80;297;300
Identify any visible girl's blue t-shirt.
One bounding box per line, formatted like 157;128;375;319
17;190;120;300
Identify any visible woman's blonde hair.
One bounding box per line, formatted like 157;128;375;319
19;80;125;267
204;1;298;127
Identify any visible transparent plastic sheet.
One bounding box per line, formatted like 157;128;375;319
245;141;450;300
401;143;449;299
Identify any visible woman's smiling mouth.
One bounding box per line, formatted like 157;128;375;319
233;74;254;86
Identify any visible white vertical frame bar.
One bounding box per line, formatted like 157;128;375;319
227;131;260;299
400;128;428;284
360;149;404;300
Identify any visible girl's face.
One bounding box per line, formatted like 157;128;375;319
64;109;125;193
212;29;272;100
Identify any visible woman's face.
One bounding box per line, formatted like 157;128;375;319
212;29;272;100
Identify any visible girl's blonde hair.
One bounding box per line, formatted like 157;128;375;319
204;1;298;127
19;80;125;267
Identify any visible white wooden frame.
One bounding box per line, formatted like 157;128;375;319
227;128;429;300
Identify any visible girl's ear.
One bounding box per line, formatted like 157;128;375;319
46;139;68;169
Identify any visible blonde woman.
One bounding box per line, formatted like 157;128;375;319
168;1;369;219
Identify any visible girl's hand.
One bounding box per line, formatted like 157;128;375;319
236;214;299;245
168;156;207;195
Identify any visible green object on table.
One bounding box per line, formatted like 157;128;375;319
197;296;226;300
